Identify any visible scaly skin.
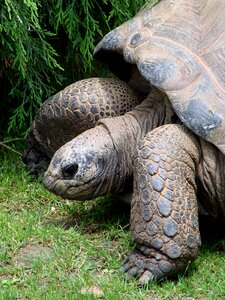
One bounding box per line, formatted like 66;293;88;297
123;124;201;284
23;78;141;175
43;88;169;200
43;92;225;283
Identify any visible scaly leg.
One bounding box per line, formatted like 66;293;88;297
123;124;201;284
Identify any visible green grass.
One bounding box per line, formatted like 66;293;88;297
0;150;224;299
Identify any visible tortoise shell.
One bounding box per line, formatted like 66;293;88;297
94;0;225;154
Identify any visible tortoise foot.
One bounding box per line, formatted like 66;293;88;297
122;247;177;285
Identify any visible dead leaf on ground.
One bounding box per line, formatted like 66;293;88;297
81;285;104;298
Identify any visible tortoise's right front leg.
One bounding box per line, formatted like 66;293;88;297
122;124;201;284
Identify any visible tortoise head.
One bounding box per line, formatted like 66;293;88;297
94;24;201;94
43;126;118;200
94;1;225;155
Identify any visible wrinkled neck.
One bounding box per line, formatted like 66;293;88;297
97;90;167;194
197;138;225;218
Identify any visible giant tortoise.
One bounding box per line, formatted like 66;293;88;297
32;0;225;284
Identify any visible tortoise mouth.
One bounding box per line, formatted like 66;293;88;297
93;49;151;96
94;49;133;82
44;175;101;201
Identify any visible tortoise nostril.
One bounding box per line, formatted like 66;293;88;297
62;163;79;179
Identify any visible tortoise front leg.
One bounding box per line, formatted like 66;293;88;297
123;124;201;284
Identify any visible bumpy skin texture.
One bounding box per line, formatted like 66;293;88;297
92;0;225;283
29;0;225;284
123;124;201;284
23;78;141;174
44;88;171;200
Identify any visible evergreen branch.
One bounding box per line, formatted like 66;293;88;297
0;141;23;156
1;138;24;144
1;0;151;135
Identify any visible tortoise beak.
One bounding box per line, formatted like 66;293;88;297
93;28;133;81
93;29;124;56
93;12;140;57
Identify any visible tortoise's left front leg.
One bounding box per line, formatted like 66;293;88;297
122;124;202;284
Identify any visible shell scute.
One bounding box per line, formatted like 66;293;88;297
94;0;225;153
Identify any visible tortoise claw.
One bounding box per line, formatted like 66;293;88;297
127;266;138;278
122;247;179;283
137;270;154;285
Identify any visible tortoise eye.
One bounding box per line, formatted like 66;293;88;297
62;163;79;179
129;29;150;48
130;33;143;46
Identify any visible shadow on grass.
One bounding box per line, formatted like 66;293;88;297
46;195;225;287
50;195;131;234
50;196;225;248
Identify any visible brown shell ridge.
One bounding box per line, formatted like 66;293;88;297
166;71;225;154
146;1;202;49
148;36;225;96
140;1;225;94
202;29;225;54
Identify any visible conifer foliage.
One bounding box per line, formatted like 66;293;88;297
0;0;157;134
